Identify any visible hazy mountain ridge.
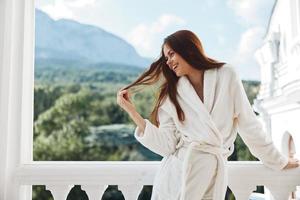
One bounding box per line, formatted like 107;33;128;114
35;9;152;68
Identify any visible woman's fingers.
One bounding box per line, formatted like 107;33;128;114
117;89;133;112
117;90;126;101
289;162;298;169
118;89;131;101
293;158;299;166
128;91;131;99
118;89;127;96
283;158;300;169
118;90;129;97
117;90;124;103
291;158;299;165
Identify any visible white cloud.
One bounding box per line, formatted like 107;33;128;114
127;14;186;57
37;0;97;20
227;0;274;26
41;2;74;20
231;26;265;80
237;27;265;59
152;15;185;33
64;0;97;8
227;0;275;79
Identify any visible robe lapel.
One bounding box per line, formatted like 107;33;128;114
176;75;204;117
177;68;223;144
177;69;217;117
203;68;217;114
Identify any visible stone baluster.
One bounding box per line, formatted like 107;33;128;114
46;185;73;200
119;184;143;200
229;184;256;200
267;184;295;200
81;184;108;200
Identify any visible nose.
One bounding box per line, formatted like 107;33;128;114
166;58;173;67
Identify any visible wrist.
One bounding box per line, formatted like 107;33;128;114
127;107;137;116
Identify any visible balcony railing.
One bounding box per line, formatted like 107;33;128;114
15;161;300;200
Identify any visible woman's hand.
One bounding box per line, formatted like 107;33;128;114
283;157;300;170
117;89;146;133
117;89;136;113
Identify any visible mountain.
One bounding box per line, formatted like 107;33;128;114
35;9;152;68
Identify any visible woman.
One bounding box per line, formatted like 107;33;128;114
116;30;299;200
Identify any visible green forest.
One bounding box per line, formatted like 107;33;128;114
33;62;261;200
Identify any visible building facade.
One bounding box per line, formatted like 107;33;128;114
254;0;300;199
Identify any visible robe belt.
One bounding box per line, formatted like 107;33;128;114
176;138;231;200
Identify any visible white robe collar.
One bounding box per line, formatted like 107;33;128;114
176;68;223;144
177;68;217;115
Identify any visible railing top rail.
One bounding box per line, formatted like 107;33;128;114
15;161;300;186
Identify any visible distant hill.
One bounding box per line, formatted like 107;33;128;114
34;62;144;85
35;9;152;68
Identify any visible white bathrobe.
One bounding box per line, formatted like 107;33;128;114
134;64;288;200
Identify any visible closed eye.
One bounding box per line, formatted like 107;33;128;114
165;52;174;61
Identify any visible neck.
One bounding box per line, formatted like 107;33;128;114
187;69;204;87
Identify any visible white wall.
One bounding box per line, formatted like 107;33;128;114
0;0;7;198
0;0;35;199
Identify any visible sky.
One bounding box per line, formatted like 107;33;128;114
35;0;276;80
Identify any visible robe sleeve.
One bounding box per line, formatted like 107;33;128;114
134;107;178;157
232;68;288;170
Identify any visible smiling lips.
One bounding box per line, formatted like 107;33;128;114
172;64;178;71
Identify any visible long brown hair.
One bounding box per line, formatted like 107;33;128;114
123;30;225;126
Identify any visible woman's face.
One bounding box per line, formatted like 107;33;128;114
163;44;195;77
